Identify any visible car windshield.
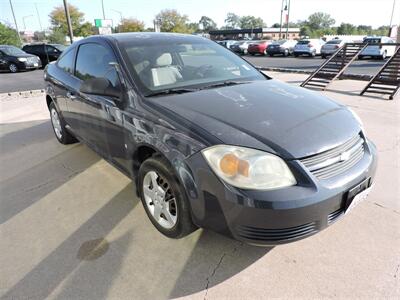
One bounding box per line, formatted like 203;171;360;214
272;40;287;45
298;40;310;45
327;40;342;44
120;37;265;96
0;46;26;56
51;44;67;51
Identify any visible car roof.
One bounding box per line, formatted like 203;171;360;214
100;32;206;45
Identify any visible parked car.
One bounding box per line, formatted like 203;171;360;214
229;41;250;55
321;39;353;58
22;43;66;66
359;36;395;60
0;45;41;73
293;39;325;57
44;33;377;246
247;40;272;55
216;40;237;49
267;39;298;57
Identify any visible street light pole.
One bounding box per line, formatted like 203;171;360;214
389;0;396;36
286;0;291;39
279;0;284;39
22;15;33;30
63;0;74;44
35;3;43;31
8;0;22;44
101;0;106;19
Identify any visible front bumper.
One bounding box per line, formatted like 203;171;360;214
184;139;377;246
267;47;285;55
18;61;42;70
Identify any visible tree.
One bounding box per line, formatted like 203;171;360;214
0;23;20;47
118;18;145;32
337;23;356;35
239;16;265;29
199;16;217;32
356;25;372;35
306;12;335;30
187;22;200;33
49;4;94;39
155;9;190;33
48;28;66;44
224;13;240;29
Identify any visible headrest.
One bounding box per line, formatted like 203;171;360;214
155;53;172;67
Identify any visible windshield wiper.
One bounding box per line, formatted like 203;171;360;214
145;88;199;97
199;80;250;90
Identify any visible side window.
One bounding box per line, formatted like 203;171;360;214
57;49;75;74
46;45;58;54
75;43;119;88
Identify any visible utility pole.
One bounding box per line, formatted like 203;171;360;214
35;3;42;31
8;0;22;44
286;0;291;40
63;0;74;43
279;0;284;39
101;0;106;19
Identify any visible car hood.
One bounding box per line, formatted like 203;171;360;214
149;80;360;159
13;52;36;58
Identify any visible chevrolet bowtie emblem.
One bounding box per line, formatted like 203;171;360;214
339;151;351;162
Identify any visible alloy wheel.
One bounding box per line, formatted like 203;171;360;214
142;171;177;229
51;108;62;140
9;64;18;73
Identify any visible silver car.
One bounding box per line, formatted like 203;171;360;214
321;39;353;58
294;39;325;57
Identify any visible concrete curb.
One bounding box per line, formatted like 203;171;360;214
0;89;45;101
258;67;373;81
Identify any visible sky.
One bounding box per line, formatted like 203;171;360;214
0;0;399;32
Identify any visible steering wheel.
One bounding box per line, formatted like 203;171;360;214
193;64;213;78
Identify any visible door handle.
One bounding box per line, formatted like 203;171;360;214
66;91;77;100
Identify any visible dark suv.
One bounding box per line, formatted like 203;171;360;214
23;43;66;66
44;33;377;246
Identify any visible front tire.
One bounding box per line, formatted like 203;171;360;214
49;102;77;144
9;63;18;73
138;156;196;238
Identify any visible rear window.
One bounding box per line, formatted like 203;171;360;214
327;40;342;44
364;38;381;44
298;40;310;44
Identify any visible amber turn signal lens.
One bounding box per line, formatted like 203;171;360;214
219;153;249;177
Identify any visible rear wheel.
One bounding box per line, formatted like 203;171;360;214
138;156;196;238
283;49;289;57
8;63;18;73
49;102;77;144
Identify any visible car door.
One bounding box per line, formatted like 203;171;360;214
0;51;7;70
51;47;81;130
45;45;60;62
73;42;126;160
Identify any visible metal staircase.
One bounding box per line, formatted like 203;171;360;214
301;43;368;90
360;47;400;100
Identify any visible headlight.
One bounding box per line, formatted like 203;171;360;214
17;57;27;62
202;145;296;190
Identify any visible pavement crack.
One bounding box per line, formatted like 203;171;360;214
203;243;242;300
373;202;400;215
394;264;400;278
204;253;226;300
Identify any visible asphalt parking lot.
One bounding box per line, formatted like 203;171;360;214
1;72;399;299
0;56;386;93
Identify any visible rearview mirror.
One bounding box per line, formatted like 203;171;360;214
79;77;121;99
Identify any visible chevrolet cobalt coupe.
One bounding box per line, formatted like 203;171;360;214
44;33;377;245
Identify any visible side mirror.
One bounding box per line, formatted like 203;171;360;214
80;77;121;99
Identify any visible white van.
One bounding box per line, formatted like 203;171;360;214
359;36;396;60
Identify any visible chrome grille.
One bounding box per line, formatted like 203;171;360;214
300;134;365;180
26;57;38;64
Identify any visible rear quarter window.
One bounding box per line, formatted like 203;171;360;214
57;48;75;74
